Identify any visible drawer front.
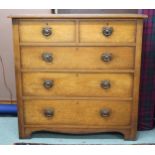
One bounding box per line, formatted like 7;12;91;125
24;100;131;126
19;21;76;42
80;21;136;43
22;73;133;97
21;47;134;69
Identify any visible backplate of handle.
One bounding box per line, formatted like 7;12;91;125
44;108;54;117
42;27;52;37
102;27;113;37
100;80;111;89
101;53;112;62
43;80;54;89
42;53;53;62
100;108;111;117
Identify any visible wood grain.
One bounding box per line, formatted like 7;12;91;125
12;19;25;138
22;96;133;101
130;19;144;139
22;127;132;139
21;69;135;73
21;46;135;69
22;72;133;97
80;21;136;43
8;14;148;19
19;21;76;43
24;99;131;126
20;42;136;46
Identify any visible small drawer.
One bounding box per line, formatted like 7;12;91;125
24;100;131;126
22;73;133;97
19;20;76;42
79;20;136;43
21;46;135;69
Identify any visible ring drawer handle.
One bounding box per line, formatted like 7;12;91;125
43;80;54;89
44;108;54;117
101;80;111;89
42;27;52;37
42;53;53;62
102;27;113;37
100;108;111;117
101;53;112;62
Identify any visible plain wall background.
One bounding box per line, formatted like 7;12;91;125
0;9;138;102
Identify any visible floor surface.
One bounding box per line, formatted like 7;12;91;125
0;117;155;145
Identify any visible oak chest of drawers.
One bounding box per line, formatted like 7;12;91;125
11;14;147;140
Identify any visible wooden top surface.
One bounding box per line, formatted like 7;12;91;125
9;14;147;19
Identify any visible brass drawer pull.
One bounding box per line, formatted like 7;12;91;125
102;27;113;37
44;108;54;117
43;80;54;89
42;27;52;37
101;53;112;62
42;53;53;62
100;108;111;117
101;80;111;89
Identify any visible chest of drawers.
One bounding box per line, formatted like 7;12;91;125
11;14;147;140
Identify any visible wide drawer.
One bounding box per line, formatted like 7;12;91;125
21;47;135;69
22;73;133;97
79;21;136;43
24;100;131;126
19;21;76;42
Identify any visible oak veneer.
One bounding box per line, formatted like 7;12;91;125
10;14;147;140
79;21;136;43
19;21;76;43
21;47;135;69
22;73;133;97
9;14;147;19
24;100;131;126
